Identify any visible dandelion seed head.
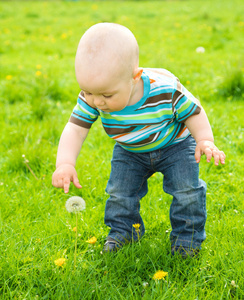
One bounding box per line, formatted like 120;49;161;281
196;46;205;53
65;196;86;213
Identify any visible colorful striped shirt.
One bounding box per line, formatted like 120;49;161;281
69;68;201;153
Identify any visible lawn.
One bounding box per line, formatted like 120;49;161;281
0;0;243;299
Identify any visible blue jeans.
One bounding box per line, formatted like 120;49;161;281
104;136;207;249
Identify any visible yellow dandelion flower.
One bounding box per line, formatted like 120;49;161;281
133;223;141;230
54;258;66;267
86;236;97;244
36;64;42;69
61;33;67;39
186;80;191;85
6;75;12;80
153;270;168;280
174;23;181;28
92;4;98;10
72;227;77;232
35;71;42;76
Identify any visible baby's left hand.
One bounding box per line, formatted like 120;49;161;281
195;140;226;165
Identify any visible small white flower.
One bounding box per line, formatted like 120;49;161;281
231;280;239;288
65;196;86;213
196;46;205;53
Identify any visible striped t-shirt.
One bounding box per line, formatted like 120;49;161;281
69;68;201;153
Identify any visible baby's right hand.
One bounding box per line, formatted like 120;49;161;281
52;164;82;194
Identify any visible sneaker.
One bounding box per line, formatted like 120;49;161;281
102;237;122;253
171;246;200;258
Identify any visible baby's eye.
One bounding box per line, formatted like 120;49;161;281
103;95;113;99
84;91;92;96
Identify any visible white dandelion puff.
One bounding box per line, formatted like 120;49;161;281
65;196;86;213
196;46;205;53
65;196;86;270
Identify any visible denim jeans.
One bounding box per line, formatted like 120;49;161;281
104;136;207;249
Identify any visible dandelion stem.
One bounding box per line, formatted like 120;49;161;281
136;229;140;241
74;213;78;269
23;160;39;180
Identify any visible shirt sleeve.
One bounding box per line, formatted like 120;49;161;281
172;78;201;123
69;91;99;128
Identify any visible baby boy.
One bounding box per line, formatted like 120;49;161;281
52;23;225;257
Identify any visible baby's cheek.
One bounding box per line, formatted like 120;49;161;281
85;98;95;108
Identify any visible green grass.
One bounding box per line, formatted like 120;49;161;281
0;0;244;299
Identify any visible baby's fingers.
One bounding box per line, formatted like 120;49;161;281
195;146;202;163
205;148;213;163
63;177;71;194
207;149;226;165
73;176;82;189
219;151;226;165
52;177;64;189
212;149;220;166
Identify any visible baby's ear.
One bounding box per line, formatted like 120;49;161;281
133;68;143;82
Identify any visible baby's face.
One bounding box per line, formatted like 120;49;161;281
76;69;136;113
75;23;141;112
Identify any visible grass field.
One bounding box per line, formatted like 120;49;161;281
0;0;244;299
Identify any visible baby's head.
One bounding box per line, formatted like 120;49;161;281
75;23;139;84
75;23;143;112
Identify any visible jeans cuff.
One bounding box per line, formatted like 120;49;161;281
171;238;202;249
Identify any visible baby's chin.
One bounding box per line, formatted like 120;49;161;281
98;108;112;112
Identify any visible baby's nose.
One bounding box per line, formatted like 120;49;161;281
93;97;105;107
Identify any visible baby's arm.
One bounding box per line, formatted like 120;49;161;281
52;122;89;193
185;108;225;165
